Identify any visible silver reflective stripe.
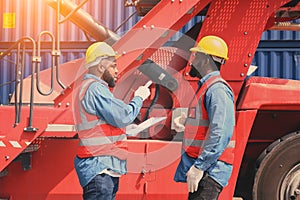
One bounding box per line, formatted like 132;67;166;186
79;102;88;124
79;80;95;124
183;139;235;148
75;119;106;131
79;134;127;146
186;118;209;126
183;138;205;147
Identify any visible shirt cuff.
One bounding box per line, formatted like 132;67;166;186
194;159;211;171
132;96;143;106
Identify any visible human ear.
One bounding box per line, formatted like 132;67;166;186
97;64;106;73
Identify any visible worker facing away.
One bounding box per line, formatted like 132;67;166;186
73;42;150;200
173;35;236;200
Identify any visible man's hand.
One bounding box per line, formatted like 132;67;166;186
173;113;187;132
186;165;204;193
125;124;139;137
134;86;150;101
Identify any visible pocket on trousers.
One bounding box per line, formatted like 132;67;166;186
83;177;98;196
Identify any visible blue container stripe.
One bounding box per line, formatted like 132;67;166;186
1;1;300;104
252;51;300;80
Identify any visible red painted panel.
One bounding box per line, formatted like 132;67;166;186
237;76;300;110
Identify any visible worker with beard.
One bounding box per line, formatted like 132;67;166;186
173;36;236;200
74;42;150;200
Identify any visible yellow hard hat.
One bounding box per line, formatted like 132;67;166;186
85;42;118;68
190;35;229;60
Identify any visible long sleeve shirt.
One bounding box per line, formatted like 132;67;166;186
74;74;143;187
174;71;235;187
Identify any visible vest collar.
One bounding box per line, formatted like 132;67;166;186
83;74;108;87
198;71;220;87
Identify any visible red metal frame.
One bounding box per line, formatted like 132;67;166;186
193;0;291;95
114;0;211;77
1;0;299;199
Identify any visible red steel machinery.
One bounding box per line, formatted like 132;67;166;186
1;0;300;199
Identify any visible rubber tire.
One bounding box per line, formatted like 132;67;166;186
252;131;300;200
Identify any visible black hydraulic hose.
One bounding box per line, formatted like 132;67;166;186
0;80;16;88
143;84;160;121
114;11;137;33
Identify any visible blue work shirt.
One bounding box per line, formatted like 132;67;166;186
74;74;143;187
174;71;235;187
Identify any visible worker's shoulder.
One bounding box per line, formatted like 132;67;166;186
88;80;107;88
87;80;110;94
207;81;233;97
208;79;229;90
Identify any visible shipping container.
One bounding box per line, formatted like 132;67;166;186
1;0;299;104
0;0;138;104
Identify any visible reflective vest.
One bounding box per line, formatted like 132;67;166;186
183;75;235;164
74;78;128;160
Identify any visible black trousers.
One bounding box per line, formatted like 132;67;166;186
188;175;223;200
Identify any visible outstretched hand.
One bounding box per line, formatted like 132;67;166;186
134;86;150;101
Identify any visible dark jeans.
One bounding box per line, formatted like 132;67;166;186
188;175;223;200
83;173;119;200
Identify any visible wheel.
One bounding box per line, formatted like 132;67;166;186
253;131;300;200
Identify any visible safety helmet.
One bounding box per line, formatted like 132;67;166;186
190;35;229;60
85;42;118;68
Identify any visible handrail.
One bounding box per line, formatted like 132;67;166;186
36;31;56;96
0;36;38;131
0;0;69;130
14;42;25;126
14;43;21;126
25;36;38;132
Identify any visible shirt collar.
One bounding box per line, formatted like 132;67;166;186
198;71;220;87
83;73;108;87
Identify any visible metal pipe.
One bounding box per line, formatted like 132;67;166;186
0;41;21;60
114;10;137;32
46;0;120;45
55;0;66;90
27;36;38;131
1;36;38;131
18;44;25;126
59;0;89;24
268;22;300;31
14;43;21;126
36;31;55;95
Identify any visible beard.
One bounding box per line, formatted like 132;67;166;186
189;65;202;78
102;69;116;87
